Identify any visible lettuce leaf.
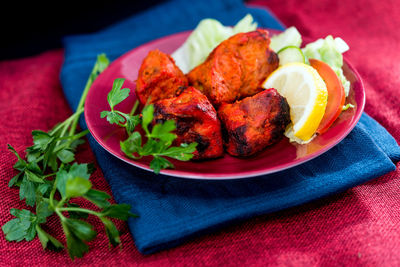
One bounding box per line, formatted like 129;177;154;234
302;35;350;96
269;26;302;52
171;14;257;73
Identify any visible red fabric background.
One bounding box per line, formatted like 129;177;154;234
1;0;399;265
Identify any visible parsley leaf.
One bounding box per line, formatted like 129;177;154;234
65;177;92;199
141;104;154;133
150;120;177;145
125;114;141;133
107;78;130;109
100;110;125;125
101;204;137;221
83;189;111;209
36;225;64;251
31;130;55;151
8;145;27;169
161;143;198;161
101;81;198;174
100;217;120;247
56;163;91;199
2;209;38;242
57;149;75;164
101;78;131;126
150;156;174;174
120;132;142;159
20;178;37;206
61;219;91;259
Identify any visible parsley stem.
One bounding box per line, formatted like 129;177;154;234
49;108;84;136
42;172;57;179
54;130;89;152
57;129;89;141
68;54;109;137
68;85;91;137
58;207;101;217
129;100;139;116
49;176;59;209
55;209;66;221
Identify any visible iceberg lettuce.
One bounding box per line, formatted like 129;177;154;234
269;26;302;52
172;14;257;73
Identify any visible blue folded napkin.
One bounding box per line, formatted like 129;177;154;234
60;0;400;254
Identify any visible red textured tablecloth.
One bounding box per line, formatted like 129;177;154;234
1;0;399;265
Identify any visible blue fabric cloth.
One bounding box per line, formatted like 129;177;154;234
60;0;400;254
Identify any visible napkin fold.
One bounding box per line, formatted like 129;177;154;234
60;0;400;254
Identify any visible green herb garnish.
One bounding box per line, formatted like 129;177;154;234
101;78;197;174
2;54;137;260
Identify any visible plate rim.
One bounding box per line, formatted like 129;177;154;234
85;29;366;180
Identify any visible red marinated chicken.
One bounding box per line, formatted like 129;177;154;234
217;88;290;157
187;30;279;107
153;86;224;160
136;49;188;105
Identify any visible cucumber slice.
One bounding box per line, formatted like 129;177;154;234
277;46;305;65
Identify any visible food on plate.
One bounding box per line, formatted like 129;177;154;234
153;86;224;160
187;29;279;107
218;88;290;157
309;59;346;134
263;27;351;143
103;15;354;173
135;29;284;160
136;49;188;105
262;62;328;142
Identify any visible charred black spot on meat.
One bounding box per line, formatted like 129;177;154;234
273;97;291;129
153;104;167;118
229;125;252;156
175;86;188;96
267;51;279;65
176;117;196;135
194;134;210;153
154;105;198;136
271;97;291;142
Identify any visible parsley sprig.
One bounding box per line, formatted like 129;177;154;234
2;54;137;260
101;79;197;174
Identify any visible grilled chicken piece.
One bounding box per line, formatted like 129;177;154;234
153;86;224;160
187;30;279;107
217;88;290;157
136;49;188;105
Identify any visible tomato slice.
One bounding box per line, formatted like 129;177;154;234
309;59;346;134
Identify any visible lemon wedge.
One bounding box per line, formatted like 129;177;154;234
262;62;328;142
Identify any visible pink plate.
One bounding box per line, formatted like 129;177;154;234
85;30;365;179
